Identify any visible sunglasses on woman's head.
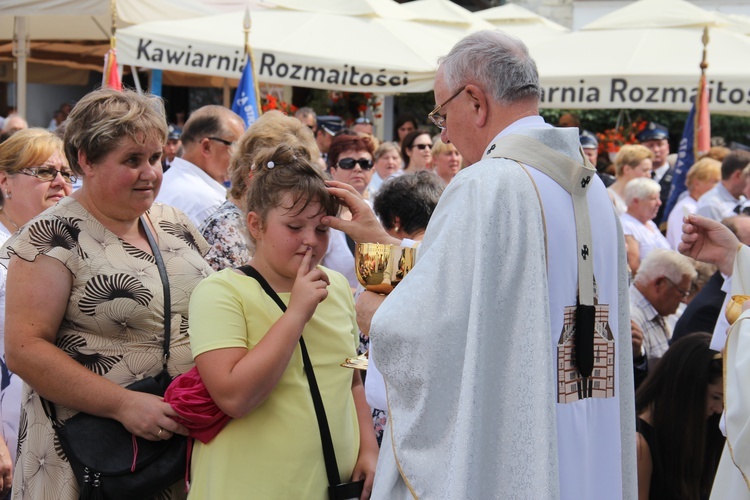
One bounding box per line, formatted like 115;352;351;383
410;144;430;150
337;158;373;170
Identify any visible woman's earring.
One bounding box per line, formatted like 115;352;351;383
5;191;10;200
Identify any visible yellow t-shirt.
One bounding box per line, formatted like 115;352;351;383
187;267;360;500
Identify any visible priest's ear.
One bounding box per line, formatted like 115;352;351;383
465;84;488;128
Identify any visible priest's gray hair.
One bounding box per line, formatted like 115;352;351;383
635;249;697;286
439;30;541;105
624;177;661;206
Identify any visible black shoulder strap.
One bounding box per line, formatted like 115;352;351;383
141;216;171;370
236;265;342;488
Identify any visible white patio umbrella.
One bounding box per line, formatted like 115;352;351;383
530;0;750;114
0;0;217;116
400;0;493;29
117;6;461;93
476;3;568;46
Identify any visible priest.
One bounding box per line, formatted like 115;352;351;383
325;30;636;499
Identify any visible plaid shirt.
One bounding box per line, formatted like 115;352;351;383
630;285;671;360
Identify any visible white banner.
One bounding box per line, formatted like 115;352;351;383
539;76;750;114
119;35;435;93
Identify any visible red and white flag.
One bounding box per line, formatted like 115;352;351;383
103;48;122;91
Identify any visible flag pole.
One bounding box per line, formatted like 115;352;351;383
243;8;262;114
694;27;710;158
110;0;117;50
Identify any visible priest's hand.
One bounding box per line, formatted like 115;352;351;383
324;181;400;245
356;291;386;336
679;214;740;276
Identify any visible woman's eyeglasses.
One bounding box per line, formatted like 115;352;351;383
409;144;431;151
337;158;373;170
20;166;77;184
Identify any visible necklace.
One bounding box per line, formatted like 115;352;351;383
1;210;19;231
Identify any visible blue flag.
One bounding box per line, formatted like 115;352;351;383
662;103;697;224
232;55;259;128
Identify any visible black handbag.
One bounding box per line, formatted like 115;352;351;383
238;266;365;500
42;217;187;500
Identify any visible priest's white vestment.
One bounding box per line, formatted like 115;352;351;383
369;118;636;499
711;245;750;499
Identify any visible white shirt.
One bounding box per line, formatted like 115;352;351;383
620;212;670;260
695;182;744;221
652;163;670;183
156;157;227;228
666;193;697;250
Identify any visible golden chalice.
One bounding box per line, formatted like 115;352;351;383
726;295;750;325
341;243;417;371
354;243;416;294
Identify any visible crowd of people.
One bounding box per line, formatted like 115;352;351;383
0;28;748;500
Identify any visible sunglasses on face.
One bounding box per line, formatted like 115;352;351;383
410;144;431;151
20;166;77;184
337;158;373;170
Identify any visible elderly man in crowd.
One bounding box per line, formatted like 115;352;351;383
631;249;696;367
156;105;244;228
326;30;636;499
696;150;750;221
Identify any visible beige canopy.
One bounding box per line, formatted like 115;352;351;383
530;0;750;114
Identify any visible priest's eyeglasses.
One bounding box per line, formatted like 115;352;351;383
20;166;77;184
664;276;690;298
428;85;466;130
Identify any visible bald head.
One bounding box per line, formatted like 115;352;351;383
180;105;245;182
3;115;28;135
180;105;243;147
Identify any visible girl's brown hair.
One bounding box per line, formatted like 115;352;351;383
245;144;338;243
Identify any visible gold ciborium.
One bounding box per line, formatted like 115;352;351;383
726;295;750;325
355;243;416;294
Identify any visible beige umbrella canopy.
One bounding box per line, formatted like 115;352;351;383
530;0;750;114
0;0;216;40
476;3;568;46
401;0;494;29
117;0;478;93
581;0;732;30
0;0;217;115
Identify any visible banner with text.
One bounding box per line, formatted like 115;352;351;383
118;35;436;94
539;76;750;115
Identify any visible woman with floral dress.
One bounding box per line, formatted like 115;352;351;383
200;110;319;271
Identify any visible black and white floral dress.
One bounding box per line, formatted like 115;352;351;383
199;200;253;271
3;198;212;500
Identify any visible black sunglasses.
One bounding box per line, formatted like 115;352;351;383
410;144;430;150
337;158;373;170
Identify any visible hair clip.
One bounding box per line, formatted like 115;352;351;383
267;161;275;169
250;163;257;171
